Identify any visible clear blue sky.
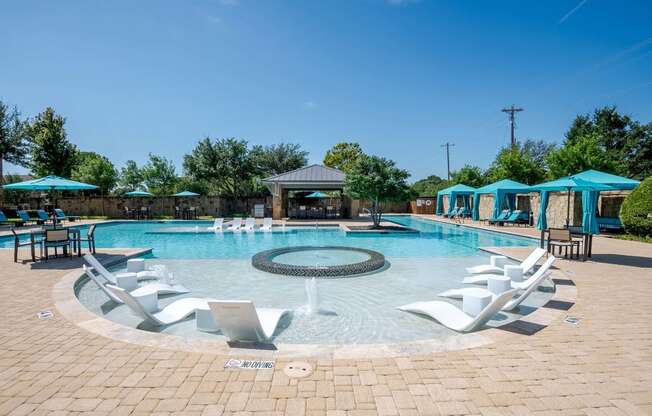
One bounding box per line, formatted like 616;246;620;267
1;0;651;181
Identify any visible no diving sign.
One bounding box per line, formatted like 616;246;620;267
224;359;275;370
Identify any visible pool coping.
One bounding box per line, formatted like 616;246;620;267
53;247;577;359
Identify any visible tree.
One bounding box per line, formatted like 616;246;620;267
183;137;256;197
323;142;365;173
251;143;308;176
118;160;144;193
27;107;78;177
410;175;449;197
486;141;548;185
0;101;29;186
623;122;652;180
450;165;487;188
2;174;30;206
141;154;178;195
344;155;410;228
620;176;652;237
71;152;118;194
546;133;618;179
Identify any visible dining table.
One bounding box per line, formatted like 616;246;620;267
29;226;83;259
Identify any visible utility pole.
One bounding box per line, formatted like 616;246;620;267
501;105;524;147
441;142;455;180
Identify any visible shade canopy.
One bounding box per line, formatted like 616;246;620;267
572;169;640;190
3;175;98;191
472;179;531;220
436;184;477;215
173;190;200;197
532;176;614;192
124;190;154;197
437;183;477;195
305;191;328;198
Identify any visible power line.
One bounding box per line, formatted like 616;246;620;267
440;142;455;181
501;105;524;146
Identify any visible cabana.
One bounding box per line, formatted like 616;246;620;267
471;179;531;221
436;184;476;216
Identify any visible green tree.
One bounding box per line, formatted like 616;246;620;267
183;137;256;197
250;143;308;176
323;142;365;173
487;141;548;185
71;152;118;194
2;174;30;206
620;176;652;237
450;165;487;188
118;160;144;193
27;107;78;177
141;154;178;195
410;175;449;197
344;155;411;227
546;133;618;179
623;122;652;180
0;101;29;186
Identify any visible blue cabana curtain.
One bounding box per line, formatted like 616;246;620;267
536;191;549;230
436;193;444;215
463;194;470;211
506;194;516;211
493;190;503;220
472;192;481;220
582;190;600;235
447;192;457;214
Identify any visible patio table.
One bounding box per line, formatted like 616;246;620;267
29;227;82;258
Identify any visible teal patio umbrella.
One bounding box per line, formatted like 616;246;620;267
3;175;98;227
306;191;328;198
124;190;154;197
173;190;200;197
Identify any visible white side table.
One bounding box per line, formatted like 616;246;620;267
196;306;219;332
490;255;507;269
504;265;523;282
115;273;138;291
463;292;492;316
488;276;511;295
127;258;146;273
132;291;158;313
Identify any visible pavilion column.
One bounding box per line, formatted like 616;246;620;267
272;186;286;220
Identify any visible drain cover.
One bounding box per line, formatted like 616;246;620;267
564;316;580;325
283;361;313;378
37;310;53;319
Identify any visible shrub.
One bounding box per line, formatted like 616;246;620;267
620;176;652;237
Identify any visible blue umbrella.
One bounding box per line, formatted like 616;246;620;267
124;190;154;197
306;191;328;198
173;190;200;197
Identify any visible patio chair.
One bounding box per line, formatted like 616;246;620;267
227;218;242;231
16;210;37;225
502;210;529;226
107;284;213;327
54;208;80;222
243;217;256;231
466;247;546;275
261;217;273;232
207;218;224;232
397;289;518;332
11;228;38;262
488;210;511;225
443;207;460;218
0;210;18;226
547;228;581;259
84;253;161;282
78;224;97;254
83;265;189;302
44;229;72;260
463;249;552;285
36;209;53;224
208;300;290;343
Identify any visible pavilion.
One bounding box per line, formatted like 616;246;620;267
436;184;476;216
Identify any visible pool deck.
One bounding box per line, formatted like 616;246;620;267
1;218;651;415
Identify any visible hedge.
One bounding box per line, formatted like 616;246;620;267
620;176;652;237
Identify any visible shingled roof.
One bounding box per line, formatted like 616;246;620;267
262;164;346;183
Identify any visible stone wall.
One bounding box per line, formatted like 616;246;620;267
57;196;273;218
477;194;494;219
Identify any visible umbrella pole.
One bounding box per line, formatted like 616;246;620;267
565;188;571;228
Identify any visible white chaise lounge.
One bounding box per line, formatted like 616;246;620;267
107;284;212;326
466;247;546;275
243;217;256;231
463;254;555;285
397;289;518;332
84;253;160;282
207;218;224;232
261;217;273;232
208;300;290;343
227;218;242;231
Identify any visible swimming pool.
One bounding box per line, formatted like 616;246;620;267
38;216;552;344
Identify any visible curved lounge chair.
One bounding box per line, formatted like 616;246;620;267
107;284;211;326
261;217;273;232
83;265;189;303
207;218;224;232
397;289;518;332
466;247;546;275
208;300;289;342
84;253;160;282
227;218;242;232
463;255;555;285
243;217;256;231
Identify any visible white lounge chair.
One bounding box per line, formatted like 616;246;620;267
463;255;556;285
397;289;518;332
83;264;189;300
107;284;213;326
207;218;224;232
84;253;160;282
261;217;273;232
227;218;242;231
243;217;256;231
466;247;546;275
208;300;290;342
